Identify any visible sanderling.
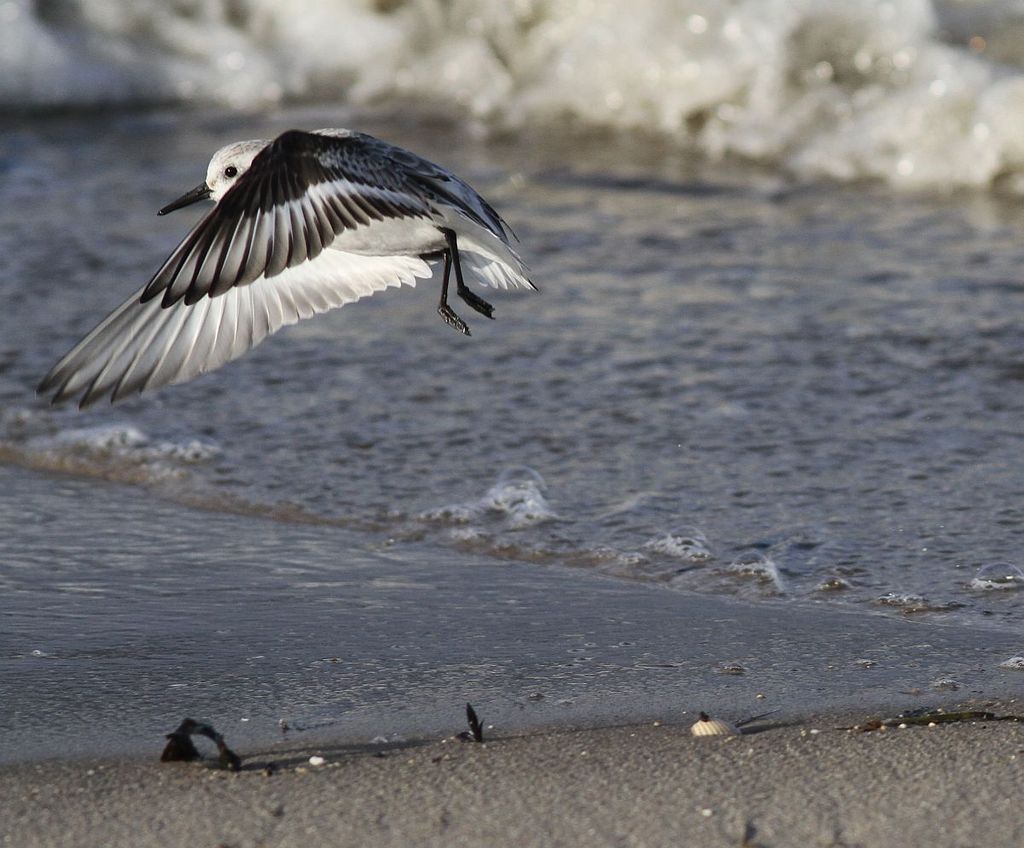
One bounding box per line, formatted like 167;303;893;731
38;128;534;408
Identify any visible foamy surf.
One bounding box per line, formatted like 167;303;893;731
0;412;220;485
643;529;713;562
419;466;557;529
7;1;1024;190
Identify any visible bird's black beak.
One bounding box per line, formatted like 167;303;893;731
158;182;213;216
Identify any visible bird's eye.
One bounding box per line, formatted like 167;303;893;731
224;165;238;178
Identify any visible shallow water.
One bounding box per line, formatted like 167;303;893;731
5;107;1024;631
3;466;1021;764
3;107;1024;761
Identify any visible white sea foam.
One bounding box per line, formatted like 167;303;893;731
448;526;484;542
873;590;963;614
5;421;222;483
420;465;555;529
728;553;786;593
7;1;1024;190
588;546;649;574
643;529;712;561
35;424;220;464
816;576;852;592
969;562;1024;591
875;590;928;609
479;466;555;527
45;424;148;452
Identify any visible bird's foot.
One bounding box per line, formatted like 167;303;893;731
438;304;471;336
458;287;495;320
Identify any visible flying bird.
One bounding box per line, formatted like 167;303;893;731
38;128;534;408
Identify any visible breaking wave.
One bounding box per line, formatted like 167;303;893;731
7;1;1024;190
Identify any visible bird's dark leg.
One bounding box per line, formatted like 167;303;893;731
443;227;495;321
435;242;470;336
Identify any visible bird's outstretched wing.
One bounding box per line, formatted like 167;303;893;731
38;251;433;408
142;129;440;308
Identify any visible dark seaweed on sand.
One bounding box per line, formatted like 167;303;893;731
849;709;1024;732
459;702;485;743
161;717;241;771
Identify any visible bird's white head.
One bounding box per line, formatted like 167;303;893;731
205;139;268;201
158;138;268;216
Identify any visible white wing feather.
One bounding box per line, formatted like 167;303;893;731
43;249;433;407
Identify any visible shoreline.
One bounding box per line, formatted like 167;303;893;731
6;469;1024;767
6;471;1024;847
5;700;1023;848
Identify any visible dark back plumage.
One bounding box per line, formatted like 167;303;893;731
142;130;516;310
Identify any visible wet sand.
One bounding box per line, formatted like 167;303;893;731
5;466;1024;848
7;470;1024;846
4;703;1023;848
5;466;1024;765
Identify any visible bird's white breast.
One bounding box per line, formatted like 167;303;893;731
331;216;445;256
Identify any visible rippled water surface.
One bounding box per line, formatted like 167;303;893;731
4;107;1024;645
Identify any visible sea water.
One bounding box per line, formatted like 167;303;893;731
5;108;1024;629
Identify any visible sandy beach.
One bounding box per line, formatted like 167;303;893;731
4;703;1023;848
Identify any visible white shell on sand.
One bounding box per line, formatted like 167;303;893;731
690;713;740;737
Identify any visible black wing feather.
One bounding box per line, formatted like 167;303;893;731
142;130;438;308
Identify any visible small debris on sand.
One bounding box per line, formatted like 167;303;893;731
691;712;740;737
160;718;241;771
457;703;485;743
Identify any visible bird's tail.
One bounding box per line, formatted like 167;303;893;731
461;249;536;292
